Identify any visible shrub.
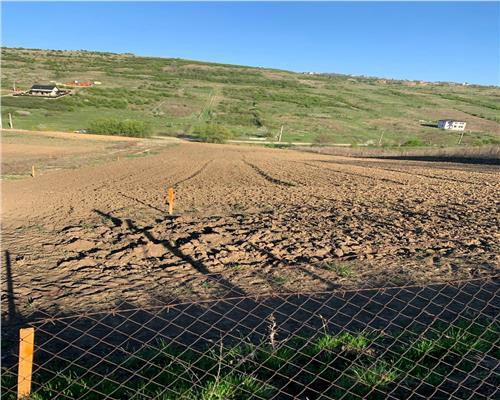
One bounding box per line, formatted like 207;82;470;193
313;132;333;145
193;123;232;143
402;138;425;147
87;118;152;137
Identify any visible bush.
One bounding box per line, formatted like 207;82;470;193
87;118;152;137
193;123;232;143
313;133;333;145
402;138;425;147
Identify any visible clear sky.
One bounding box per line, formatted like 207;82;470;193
1;1;499;85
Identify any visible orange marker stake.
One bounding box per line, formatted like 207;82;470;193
17;327;35;400
168;187;174;215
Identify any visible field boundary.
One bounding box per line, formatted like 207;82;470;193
2;275;498;399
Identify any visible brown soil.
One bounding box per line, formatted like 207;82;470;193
2;139;499;319
1;129;178;177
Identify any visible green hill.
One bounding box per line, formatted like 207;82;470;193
1;47;499;146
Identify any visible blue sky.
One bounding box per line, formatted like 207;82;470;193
2;2;499;85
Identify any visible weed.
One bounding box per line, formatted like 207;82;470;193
198;374;272;400
257;345;295;370
323;261;354;277
351;361;399;388
314;332;371;354
270;274;288;285
200;280;214;289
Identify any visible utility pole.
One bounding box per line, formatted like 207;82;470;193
278;125;283;142
378;132;384;146
457;130;465;145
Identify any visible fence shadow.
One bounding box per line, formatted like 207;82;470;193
2;276;498;399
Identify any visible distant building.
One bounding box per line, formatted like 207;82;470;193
29;84;61;97
65;80;93;87
438;120;466;131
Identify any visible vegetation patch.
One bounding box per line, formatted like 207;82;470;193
87;118;152;137
2;47;499;145
2;319;497;399
192;123;232;143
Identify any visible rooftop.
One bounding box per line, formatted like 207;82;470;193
30;84;58;91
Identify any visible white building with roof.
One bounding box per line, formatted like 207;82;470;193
29;84;61;97
437;120;466;131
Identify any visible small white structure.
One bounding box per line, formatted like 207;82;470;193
437;119;466;131
29;84;60;97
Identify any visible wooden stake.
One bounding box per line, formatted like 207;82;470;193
31;166;35;178
168;187;174;215
8;112;13;129
17;327;35;400
278;125;283;142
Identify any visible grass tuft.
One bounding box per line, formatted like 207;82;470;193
322;261;354;277
351;361;399;388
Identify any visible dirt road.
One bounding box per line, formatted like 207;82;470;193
2;141;499;317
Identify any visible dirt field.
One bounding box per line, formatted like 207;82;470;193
1;133;499;318
1;129;179;178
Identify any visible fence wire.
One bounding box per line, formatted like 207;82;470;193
1;276;499;400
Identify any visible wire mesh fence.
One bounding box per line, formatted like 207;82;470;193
1;276;498;400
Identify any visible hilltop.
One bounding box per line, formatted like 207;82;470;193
1;47;499;145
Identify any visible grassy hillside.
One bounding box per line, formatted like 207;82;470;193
1;47;499;146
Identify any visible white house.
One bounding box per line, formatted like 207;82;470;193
28;84;60;97
437;120;466;131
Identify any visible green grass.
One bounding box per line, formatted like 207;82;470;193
125;150;161;158
270;274;288;286
1;174;28;180
322;261;355;277
1;318;497;399
313;332;371;354
1;47;499;145
351;361;399;388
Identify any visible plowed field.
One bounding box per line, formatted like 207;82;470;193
2;138;499;317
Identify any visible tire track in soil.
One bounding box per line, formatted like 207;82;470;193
113;159;214;214
242;159;297;187
293;160;407;186
310;159;488;186
171;159;214;187
377;167;483;185
3;142;499;318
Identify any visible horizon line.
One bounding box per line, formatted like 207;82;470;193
2;45;498;88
